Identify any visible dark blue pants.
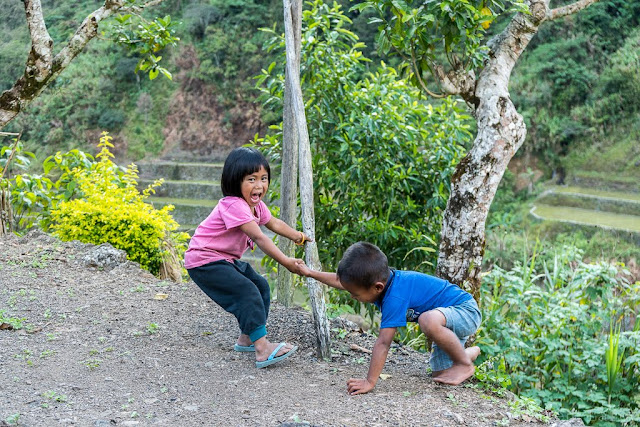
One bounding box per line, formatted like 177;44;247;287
187;260;270;342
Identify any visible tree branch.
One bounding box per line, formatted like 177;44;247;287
24;0;54;82
548;0;600;21
0;0;166;130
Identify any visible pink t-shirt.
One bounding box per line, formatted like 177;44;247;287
184;196;272;269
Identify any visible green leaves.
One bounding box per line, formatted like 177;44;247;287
478;248;640;424
354;0;526;93
110;14;179;81
255;0;471;293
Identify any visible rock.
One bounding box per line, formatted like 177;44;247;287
550;419;586;427
82;244;127;270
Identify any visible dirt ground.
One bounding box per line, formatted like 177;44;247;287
0;231;572;426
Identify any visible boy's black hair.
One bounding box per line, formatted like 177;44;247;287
337;242;390;289
221;147;271;197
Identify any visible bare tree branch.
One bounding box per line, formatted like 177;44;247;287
0;0;166;130
548;0;600;20
24;0;54;82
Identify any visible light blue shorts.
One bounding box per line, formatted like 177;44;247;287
429;298;482;372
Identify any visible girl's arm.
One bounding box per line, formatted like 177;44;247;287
239;221;302;274
264;217;311;245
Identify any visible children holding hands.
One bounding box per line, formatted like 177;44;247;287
296;241;481;394
185;146;481;391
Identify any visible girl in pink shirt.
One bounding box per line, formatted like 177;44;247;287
185;147;309;368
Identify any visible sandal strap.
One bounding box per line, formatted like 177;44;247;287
268;342;287;360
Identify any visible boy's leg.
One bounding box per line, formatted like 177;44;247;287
418;299;481;385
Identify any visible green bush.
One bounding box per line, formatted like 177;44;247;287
49;132;188;277
258;0;469;271
477;245;640;425
255;0;471;327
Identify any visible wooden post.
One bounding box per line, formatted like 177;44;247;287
283;0;331;360
276;0;301;307
0;132;20;237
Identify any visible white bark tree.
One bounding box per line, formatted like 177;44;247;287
276;0;301;308
361;0;600;297
282;0;331;359
0;0;167;131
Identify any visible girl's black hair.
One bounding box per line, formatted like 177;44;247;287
221;147;271;197
337;242;390;289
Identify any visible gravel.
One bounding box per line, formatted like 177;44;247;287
0;230;560;426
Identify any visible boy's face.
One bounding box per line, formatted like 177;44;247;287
342;281;384;304
241;166;269;209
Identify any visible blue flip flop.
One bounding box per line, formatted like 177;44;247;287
233;343;255;352
255;342;298;368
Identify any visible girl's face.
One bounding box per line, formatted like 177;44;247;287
240;166;269;209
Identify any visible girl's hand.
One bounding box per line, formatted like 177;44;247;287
294;232;313;246
285;257;305;275
346;378;375;395
293;259;312;277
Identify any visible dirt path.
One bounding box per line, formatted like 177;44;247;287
1;231;558;426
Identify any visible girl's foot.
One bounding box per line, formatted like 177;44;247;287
255;340;296;362
236;334;252;347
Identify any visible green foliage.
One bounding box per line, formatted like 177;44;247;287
510;2;640;176
258;0;470;273
477;246;640;425
0;309;27;330
110;13;179;81
2;142;95;231
49;133;188;276
353;0;527;87
188;0;280;99
256;0;471;328
1;1;177;160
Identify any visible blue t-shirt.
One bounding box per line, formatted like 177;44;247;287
375;270;473;329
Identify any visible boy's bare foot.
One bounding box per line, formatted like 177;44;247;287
433;364;475;385
466;346;481;362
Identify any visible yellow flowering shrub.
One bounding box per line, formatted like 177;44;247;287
50;132;188;277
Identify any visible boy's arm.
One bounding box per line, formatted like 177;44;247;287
295;261;344;290
347;327;396;395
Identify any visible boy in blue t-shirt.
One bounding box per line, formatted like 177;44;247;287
296;241;481;395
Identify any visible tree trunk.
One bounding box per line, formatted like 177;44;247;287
276;0;302;307
435;1;549;297
283;0;331;360
0;189;12;237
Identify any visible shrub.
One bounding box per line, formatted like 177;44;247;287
49;132;188;279
477;245;640;425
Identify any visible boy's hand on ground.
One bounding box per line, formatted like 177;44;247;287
346;378;375;395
